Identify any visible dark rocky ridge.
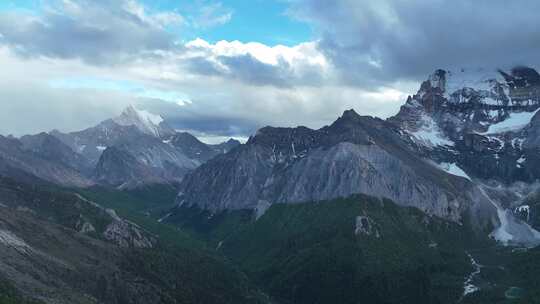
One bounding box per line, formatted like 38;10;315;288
176;109;478;222
170;132;240;163
19;132;94;174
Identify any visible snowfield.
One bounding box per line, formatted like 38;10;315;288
482;108;540;134
410;114;454;147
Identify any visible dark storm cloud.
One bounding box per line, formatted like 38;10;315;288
218;54;292;87
290;0;540;86
183;56;224;77
183;54;292;87
135;98;259;137
0;0;179;64
184;53;325;87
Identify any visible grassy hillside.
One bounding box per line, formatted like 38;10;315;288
0;279;42;304
0;178;269;304
77;185;205;250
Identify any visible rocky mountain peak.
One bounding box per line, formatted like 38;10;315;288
499;66;540;89
113;105;174;138
419;67;540;107
331;109;376;129
340;108;362;120
392;66;540;143
388;66;540;188
426;69;447;93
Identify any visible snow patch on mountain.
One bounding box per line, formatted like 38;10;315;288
0;229;32;254
482;108;540;134
479;186;540;246
515;205;530;222
135;108;164;125
463;252;481;296
437;162;471;180
409;114;454;147
512;138;525;149
516;156;526;168
442;68;504;97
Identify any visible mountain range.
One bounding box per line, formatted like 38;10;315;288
1;105;240;189
3;66;540;303
173;66;540;246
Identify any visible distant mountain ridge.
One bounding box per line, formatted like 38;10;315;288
1;105;240;188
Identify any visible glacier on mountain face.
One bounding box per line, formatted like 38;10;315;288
443;68;503;97
410;114;454;147
482;108;540;134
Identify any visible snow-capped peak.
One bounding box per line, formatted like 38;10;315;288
425;68;506;100
135;108;164;125
445;68;502;95
113;105;168;137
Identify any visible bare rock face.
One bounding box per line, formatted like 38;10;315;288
75;216;96;233
170;132;240;163
355;215;380;238
19;132;94;174
0;135;93;187
176;110;475;221
264;142;468;221
103;214;154;248
93;139;197;188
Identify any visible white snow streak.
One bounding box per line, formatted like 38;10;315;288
0;229;32;254
463;252;481;296
437;162;471;180
479;186;540;246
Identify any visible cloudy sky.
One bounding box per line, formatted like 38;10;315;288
0;0;539;141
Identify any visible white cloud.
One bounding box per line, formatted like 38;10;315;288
186;38;328;68
123;0;184;29
0;40;413;137
0;0;181;64
190;2;233;29
182;38;331;87
0;1;419;138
